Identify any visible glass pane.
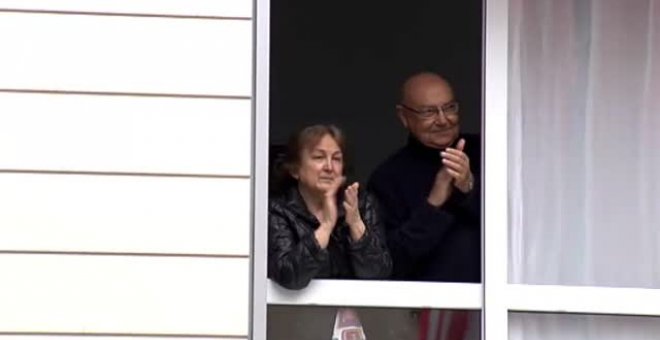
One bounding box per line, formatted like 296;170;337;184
268;306;480;340
510;313;660;340
508;0;660;287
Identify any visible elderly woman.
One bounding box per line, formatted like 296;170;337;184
269;124;392;289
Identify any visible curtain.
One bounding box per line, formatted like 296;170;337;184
508;0;660;338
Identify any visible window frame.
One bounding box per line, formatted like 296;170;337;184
251;0;660;339
267;279;482;310
482;0;660;338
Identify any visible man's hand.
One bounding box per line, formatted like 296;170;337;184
441;138;474;193
427;166;454;207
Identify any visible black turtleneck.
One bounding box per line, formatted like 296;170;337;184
368;134;481;282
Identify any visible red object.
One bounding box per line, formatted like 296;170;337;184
419;309;470;340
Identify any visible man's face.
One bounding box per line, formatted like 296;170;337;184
398;79;460;150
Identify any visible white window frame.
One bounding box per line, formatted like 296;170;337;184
252;0;660;339
482;0;660;338
251;0;483;330
482;0;509;338
267;280;482;310
250;0;269;337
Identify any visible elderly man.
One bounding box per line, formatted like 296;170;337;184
368;72;480;283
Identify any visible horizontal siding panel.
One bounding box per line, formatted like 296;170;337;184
0;93;251;175
0;255;249;335
0;174;250;255
0;0;252;18
0;13;251;96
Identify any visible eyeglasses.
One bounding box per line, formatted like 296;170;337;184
399;101;460;120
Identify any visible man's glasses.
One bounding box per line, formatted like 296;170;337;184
399;102;460;120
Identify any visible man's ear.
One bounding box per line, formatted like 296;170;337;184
396;105;409;129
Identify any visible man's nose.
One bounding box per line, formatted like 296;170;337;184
434;109;449;125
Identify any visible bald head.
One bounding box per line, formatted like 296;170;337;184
397;72;460;149
401;72;454;104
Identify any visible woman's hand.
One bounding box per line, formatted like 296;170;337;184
315;176;345;248
343;182;366;241
319;176;345;227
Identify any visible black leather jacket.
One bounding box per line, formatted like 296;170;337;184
268;186;393;289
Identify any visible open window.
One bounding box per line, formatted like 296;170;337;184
261;0;484;338
253;0;660;339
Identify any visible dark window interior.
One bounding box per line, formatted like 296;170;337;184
270;0;483;183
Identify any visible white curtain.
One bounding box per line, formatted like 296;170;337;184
510;313;660;340
508;0;660;338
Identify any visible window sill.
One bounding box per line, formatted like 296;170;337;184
267;279;482;309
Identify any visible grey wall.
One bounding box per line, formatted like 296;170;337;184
270;0;482;182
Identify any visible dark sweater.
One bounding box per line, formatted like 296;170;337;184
368;134;481;282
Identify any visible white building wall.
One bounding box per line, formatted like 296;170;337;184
0;2;253;339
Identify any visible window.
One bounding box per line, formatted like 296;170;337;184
261;0;484;337
253;0;660;339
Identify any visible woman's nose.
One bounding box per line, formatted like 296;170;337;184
322;158;334;171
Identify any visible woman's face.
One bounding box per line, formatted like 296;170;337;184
292;134;344;195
